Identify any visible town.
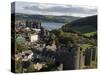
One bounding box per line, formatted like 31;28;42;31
11;19;97;73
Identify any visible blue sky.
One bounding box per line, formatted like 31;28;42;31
12;1;97;17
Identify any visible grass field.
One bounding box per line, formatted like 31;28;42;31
83;32;96;37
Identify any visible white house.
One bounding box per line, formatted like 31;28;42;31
32;28;40;33
30;34;38;42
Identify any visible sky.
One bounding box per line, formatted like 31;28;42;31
12;1;97;17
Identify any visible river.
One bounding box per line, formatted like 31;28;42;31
41;22;65;31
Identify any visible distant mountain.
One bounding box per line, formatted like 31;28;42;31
62;15;97;33
13;13;80;23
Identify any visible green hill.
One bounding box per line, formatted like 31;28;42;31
62;15;97;34
14;13;80;23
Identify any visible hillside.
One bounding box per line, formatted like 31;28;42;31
14;13;80;23
62;15;97;34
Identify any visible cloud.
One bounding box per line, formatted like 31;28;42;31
14;2;97;17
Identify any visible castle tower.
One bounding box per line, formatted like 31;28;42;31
74;45;80;69
74;45;85;69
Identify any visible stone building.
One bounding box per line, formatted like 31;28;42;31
55;45;87;70
84;47;97;68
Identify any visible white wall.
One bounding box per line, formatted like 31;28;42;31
31;34;38;42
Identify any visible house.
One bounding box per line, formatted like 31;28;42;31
30;34;38;42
